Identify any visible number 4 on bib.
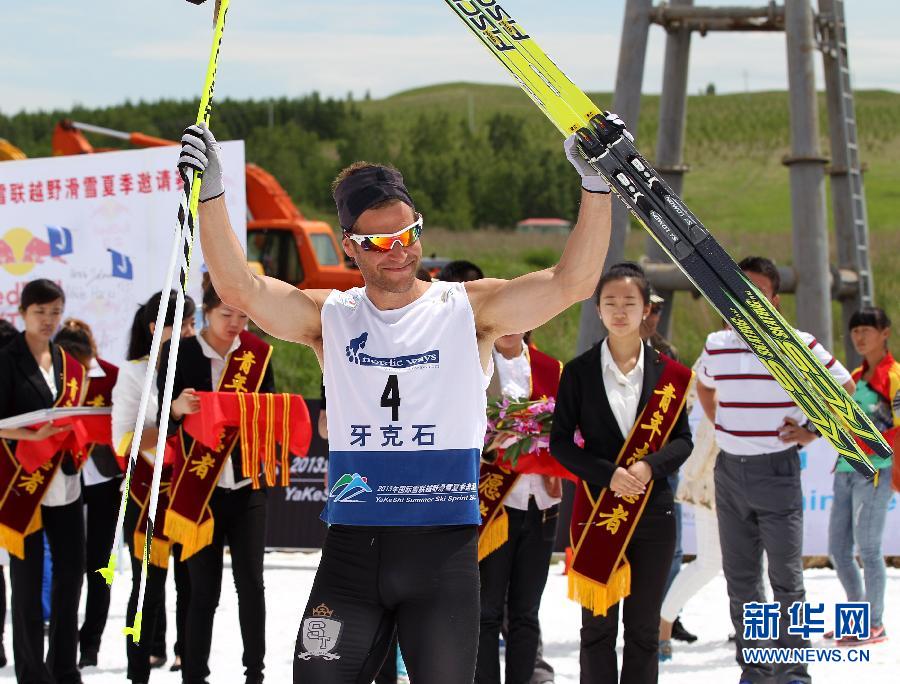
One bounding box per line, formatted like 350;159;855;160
381;374;401;421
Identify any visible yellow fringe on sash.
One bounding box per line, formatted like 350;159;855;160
264;395;276;486
163;508;214;561
133;530;171;569
477;507;509;562
0;510;44;559
567;562;632;617
0;526;23;560
280;393;291;487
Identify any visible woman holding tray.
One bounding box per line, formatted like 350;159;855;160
550;263;693;684
53;318;123;669
114;291;195;683
157;281;275;684
0;279;86;684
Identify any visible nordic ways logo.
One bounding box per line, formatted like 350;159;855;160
329;473;372;503
345;331;439;369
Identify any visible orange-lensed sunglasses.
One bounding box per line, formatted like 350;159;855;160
344;214;423;252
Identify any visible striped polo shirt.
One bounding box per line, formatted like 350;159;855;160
697;329;851;456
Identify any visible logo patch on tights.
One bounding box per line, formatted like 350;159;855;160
297;604;342;661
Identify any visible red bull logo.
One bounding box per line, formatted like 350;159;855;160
0;227;68;276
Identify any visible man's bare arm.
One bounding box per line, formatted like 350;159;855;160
198;197;328;347
468;189;611;340
181;125;328;348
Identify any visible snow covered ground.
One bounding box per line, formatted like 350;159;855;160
1;551;897;683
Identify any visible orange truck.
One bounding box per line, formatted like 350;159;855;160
51;120;363;291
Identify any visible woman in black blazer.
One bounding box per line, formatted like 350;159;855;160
550;263;693;684
116;290;196;683
158;283;275;684
0;279;85;684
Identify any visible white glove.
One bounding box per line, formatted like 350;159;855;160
564;134;610;194
178;123;225;202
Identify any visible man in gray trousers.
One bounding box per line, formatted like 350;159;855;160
696;257;855;684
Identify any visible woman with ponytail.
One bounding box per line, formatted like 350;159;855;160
550;263;693;684
53;318;122;668
827;307;898;646
113;291;195;682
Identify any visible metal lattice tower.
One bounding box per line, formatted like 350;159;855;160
819;0;875;353
577;0;876;365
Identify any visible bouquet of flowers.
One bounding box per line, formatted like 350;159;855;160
483;396;556;467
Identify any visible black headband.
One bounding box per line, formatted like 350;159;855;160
333;166;415;232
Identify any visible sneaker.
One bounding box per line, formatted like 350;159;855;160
672;617;697;643
864;625;889;645
658;639;673;662
837;625;888;646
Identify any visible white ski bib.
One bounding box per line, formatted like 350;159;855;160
321;282;488;526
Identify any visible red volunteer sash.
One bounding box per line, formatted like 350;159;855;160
477;462;520;561
76;358;119;470
0;349;86;558
182;391;311;486
130;450;175;569
164;332;272;560
568;360;692;616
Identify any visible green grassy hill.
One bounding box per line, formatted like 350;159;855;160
278;84;900;396
4;83;898;396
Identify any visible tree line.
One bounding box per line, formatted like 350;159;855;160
0;94;579;229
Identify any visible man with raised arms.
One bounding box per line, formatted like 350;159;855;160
178;120;614;684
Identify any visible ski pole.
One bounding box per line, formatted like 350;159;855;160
112;0;232;644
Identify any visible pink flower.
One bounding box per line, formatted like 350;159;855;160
574;429;585;448
514;418;541;435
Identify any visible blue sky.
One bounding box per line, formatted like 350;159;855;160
2;1;898;114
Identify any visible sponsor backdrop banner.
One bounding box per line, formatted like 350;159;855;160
0;143;246;367
679;437;900;556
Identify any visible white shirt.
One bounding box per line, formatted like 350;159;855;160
111;357;158;465
492;344;561;511
196;332;250;490
39;362;81;508
82;358;115;486
698;328;851;455
601;338;645;439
